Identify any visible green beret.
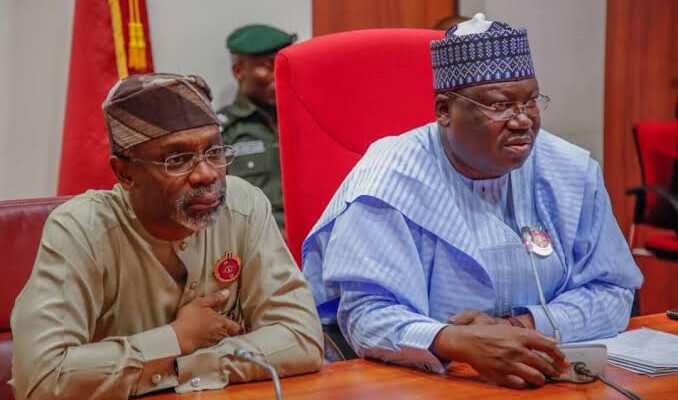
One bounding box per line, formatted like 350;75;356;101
226;24;297;55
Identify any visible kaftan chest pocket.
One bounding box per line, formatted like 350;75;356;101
480;243;566;316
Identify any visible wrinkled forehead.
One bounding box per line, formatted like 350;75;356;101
130;125;222;156
242;52;277;61
458;78;539;99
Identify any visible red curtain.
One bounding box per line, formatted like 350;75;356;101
57;0;153;195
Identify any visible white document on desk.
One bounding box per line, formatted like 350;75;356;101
578;327;678;377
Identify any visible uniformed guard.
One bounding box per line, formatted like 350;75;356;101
218;24;297;230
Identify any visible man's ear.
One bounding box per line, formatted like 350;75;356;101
435;93;451;127
232;60;244;82
110;155;134;190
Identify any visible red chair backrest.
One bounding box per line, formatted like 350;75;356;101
276;29;444;264
0;197;70;331
0;196;69;400
633;121;678;227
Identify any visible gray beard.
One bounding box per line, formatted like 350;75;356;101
172;182;226;232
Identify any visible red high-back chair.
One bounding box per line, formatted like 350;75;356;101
0;196;70;400
626;121;678;259
276;29;444;264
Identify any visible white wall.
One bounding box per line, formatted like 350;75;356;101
147;0;312;110
460;0;607;162
0;1;13;190
0;0;74;201
0;0;603;199
0;0;312;200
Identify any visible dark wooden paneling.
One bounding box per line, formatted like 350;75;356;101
674;6;678;118
604;0;676;233
605;0;678;315
636;255;678;314
313;0;456;36
633;227;678;314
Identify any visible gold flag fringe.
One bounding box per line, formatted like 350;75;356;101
108;0;128;79
127;0;148;72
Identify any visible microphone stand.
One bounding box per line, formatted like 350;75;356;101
520;227;607;382
521;228;643;399
233;349;284;400
525;242;562;343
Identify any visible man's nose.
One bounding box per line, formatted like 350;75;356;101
507;107;534;130
187;158;221;187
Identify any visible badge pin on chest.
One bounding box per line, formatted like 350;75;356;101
521;225;554;257
214;252;241;283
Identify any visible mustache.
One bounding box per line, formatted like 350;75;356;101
176;181;226;208
505;137;532;145
504;132;535;146
186;182;225;200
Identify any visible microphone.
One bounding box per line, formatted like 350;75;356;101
520;226;645;399
233;348;284;400
521;227;563;343
520;226;607;382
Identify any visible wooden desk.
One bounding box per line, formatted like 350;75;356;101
148;314;678;399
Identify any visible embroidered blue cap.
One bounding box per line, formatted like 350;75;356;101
431;13;535;92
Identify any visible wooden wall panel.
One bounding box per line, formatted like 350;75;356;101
634;226;678;314
313;0;456;36
605;0;678;315
674;6;678;118
604;0;676;233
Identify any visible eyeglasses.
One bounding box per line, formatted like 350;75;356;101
120;144;236;176
446;91;551;121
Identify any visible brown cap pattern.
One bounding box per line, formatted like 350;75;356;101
102;73;219;154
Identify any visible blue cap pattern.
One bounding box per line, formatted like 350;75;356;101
431;21;535;92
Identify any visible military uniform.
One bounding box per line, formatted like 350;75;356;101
218;97;284;228
222;24;296;230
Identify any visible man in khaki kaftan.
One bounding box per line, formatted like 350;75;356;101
10;73;322;399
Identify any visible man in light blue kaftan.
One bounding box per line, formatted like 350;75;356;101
302;13;643;389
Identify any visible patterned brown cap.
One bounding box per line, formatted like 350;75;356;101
102;73;219;154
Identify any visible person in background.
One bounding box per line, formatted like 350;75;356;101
11;73;322;400
302;14;642;389
218;24;296;231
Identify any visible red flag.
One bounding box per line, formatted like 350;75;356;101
57;0;154;195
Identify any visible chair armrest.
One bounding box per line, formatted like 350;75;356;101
626;185;678;230
625;186;647;225
322;323;358;362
